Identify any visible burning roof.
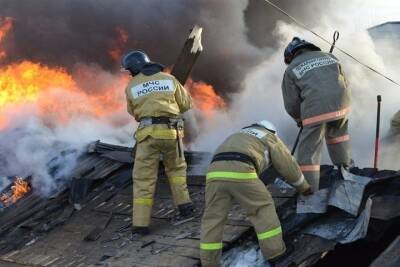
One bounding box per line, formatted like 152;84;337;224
0;141;400;266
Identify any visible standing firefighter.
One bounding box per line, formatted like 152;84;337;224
282;37;352;191
122;50;194;236
390;110;400;137
200;120;312;267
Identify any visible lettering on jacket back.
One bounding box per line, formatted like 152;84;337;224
131;79;174;99
240;128;266;139
292;56;338;79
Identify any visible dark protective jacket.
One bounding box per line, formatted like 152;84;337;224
282;50;351;126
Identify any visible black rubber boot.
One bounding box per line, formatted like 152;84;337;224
131;226;150;236
178;203;195;217
267;244;295;267
337;159;355;179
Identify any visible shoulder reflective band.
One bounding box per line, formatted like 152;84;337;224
200;242;223;250
206;171;258;180
134;198;153;206
257;226;282;240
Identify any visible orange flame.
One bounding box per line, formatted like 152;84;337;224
0;60;128;129
0;61;75;109
109;26;129;61
0;17;225;131
186;79;226;117
0;177;31;206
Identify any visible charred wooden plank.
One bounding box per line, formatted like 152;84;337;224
84;213;113;241
171;25;203;85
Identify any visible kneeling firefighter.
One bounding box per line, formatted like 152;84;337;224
200;120;312;267
122;50;194;235
282;37;353;192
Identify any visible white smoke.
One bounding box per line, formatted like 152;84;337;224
193;1;400;170
0;116;134;196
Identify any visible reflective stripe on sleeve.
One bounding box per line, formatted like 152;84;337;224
169;176;186;184
291;174;305;187
133;198;153;206
200;242;223;250
257;226;282;240
302;107;349;126
300;165;320;172
326;134;350;145
206;171;258;180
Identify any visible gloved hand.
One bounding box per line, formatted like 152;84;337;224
301;188;313;196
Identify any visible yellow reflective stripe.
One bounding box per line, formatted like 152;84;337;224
257;226;282;240
200;242;223;250
170;176;186;184
206;171;258;180
134;198;153;206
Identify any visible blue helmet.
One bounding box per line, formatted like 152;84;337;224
121;50;151;74
284;37;321;64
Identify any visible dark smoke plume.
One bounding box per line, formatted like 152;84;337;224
0;0;324;100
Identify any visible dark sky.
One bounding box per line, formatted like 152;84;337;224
0;0;324;99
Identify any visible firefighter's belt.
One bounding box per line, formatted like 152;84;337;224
211;152;258;173
139;117;184;157
139;117;175;128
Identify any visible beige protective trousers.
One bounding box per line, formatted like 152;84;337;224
298;118;351;191
200;179;285;267
132;137;191;227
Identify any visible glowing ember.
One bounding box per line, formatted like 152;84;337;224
186;78;226;117
0;177;31;206
0;17;13;60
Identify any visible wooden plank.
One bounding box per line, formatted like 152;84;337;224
170;25;203;86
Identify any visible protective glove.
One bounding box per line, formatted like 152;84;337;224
301;187;313;196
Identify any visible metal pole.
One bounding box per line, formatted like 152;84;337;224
291;126;303;155
329;31;340;53
374;95;382;169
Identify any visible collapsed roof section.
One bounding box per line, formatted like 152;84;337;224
0;141;399;266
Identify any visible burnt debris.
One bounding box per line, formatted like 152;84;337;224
0;141;399;266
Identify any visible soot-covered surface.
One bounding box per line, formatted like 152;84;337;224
0;142;399;266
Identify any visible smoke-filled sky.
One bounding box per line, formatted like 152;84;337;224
0;0;354;99
1;0;400;195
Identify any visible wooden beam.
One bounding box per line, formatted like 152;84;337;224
171;25;203;144
171;25;203;85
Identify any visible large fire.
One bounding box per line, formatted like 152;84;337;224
186;79;226;118
0;177;31;206
0;16;225;131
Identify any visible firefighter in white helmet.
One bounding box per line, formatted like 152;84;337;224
122;50;194;236
282;37;353;191
200;120;312;267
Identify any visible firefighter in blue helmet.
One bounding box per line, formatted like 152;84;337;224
122;50;194;236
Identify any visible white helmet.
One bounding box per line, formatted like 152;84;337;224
255;120;277;135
